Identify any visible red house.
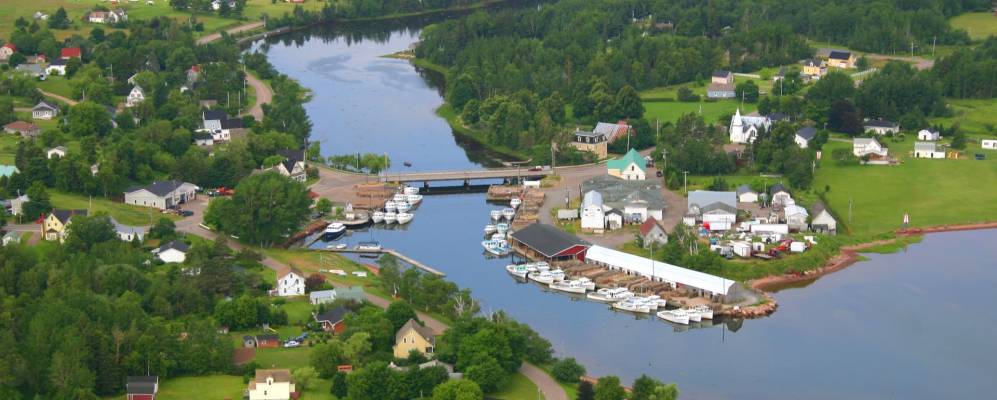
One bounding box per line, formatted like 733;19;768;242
126;376;158;400
60;47;82;60
314;306;349;333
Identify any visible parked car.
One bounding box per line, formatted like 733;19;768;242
528;166;543;172
283;340;300;348
656;170;663;177
179;210;194;217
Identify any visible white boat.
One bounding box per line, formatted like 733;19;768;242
502;208;516;220
510;198;522;208
490;210;503;220
396;212;414;224
505;263;536;279
642;295;668;309
612;298;651;314
484;224;497;234
371;211;385;223
683;308;703;322
405;194;423;205
534;261;550;271
385;201;397;212
383;212;397;224
393;193;407;202
529;270;555;285
403;186;420;195
334;243;347;250
481;239;510;256
323;222;346;238
395;201;412;212
491;233;505;241
692;305;714;320
657;309;690;325
357;241;382;251
576;277;596;291
586;287;634;302
496;223;510;234
550;280;588;294
634;296;659;311
550;268;566;282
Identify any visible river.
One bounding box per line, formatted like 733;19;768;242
259;21;997;400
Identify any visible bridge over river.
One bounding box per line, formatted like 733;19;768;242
379;167;553;184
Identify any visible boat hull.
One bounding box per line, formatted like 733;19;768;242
657;311;690;325
550;283;587;294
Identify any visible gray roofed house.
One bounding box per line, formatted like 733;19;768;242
315;306;350;332
267;149;308;182
581;175;666;214
51;209;87;225
795;126;818;148
33;101;59;120
15;64;44;76
395;318;436;344
701;201;737;215
124;180;198;210
110;217;146;242
159;240;189;253
126;376;159;397
509;223;590;260
687;190;737;211
310;286;365;305
810;201;838;234
736;184;756;196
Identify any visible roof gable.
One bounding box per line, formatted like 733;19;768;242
396;319;435;342
509;223;590;257
606;149;646;172
639;217;664;236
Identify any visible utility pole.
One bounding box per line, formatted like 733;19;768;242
550;141;557;176
849;196;853;224
682;171;689;195
932;36;936;57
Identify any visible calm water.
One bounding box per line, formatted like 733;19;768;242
262;22;997;400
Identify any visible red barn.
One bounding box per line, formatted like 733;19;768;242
60;47;82;60
126;376;158;400
508;223;590;262
314;306;349;334
255;334;280;348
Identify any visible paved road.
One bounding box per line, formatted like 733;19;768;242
38;89;78;106
243;72;272;121
197;21;266;45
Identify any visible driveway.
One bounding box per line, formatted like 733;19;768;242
197;21;265;45
243;72;272;121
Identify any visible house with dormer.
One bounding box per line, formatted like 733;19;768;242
265;149;307;182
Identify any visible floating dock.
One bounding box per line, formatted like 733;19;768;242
318;247;445;276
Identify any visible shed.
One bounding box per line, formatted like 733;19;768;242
508;223;590;262
736;184;758;203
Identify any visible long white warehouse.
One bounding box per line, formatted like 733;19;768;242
584;245;740;301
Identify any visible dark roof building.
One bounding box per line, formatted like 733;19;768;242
509;223;590;261
51;209;87;224
828;50;852;60
203;110;226;122
126;180;190;197
126;375;159;399
315;306;349;325
158;240;189;253
864;118;898;128
796;126;817;141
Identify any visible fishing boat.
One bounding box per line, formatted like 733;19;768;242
490;210;503;220
549;268;566;282
501;208;516;220
683;308;703;322
393;193;407;202
510;197;522;208
495;223;510;234
657;309;690;325
505;263;536;279
576;277;596;291
491;233;505;241
534;261;550;271
383;212;397;224
322;222;346;239
586;287;634;302
356;241;382;251
371;211;385;223
396;212;414;224
395;201;411;213
634;296;660;311
405;194;423;205
550;280;588;294
484;224;497;234
334;243;348;250
384;201;397;212
692;305;714;320
403;161;412;167
643;295;668;309
481;239;510;256
403;186;420;195
612;298;651;314
529;270;555;285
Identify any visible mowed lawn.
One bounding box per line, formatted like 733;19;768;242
264;249;389;298
950;12;997;40
49;191;178;226
813;141;997;235
137;375;244;400
0;135;21;165
491;371;542;400
930;98;997;137
643;100;756;126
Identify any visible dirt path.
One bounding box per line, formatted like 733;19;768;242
243;72;272;121
863;53;934;70
520;362;568;400
38;89;77;106
197;21;266;45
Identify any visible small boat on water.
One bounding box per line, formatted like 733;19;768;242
576;277;596;291
403;161;412;167
683;308;703;322
491;233;506;241
510;198;522;208
657;309;690;325
334;243;348;250
692;305;714;320
405;194;423;205
383;212;398;224
482;239;510;256
385;201;398;212
505;263;536;279
356;241;382;251
612;298;651;314
501;208;516;220
634;296;660;311
371;211;385;223
393;193;407;202
550;268;566;282
534;261;550;271
403;186;420;195
484;224;497;234
490;210;503;220
550;279;588;294
396;212;414;224
529;270;555;285
495;223;510;234
587;287;634;302
322;222;346;239
395;201;412;213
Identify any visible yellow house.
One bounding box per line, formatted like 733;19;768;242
393;319;436;359
42;209;87;242
801;59;826;79
247;369;295;400
827;50;856;69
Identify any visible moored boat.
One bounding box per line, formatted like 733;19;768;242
501;208;516;220
356;241;382;251
395;201;412;213
371;211;385;223
550;280;588;294
586;287;634;302
683;308;703;322
576;277;596;291
692;305;714;320
385;201;397;212
403;186;420;195
383;212;397;224
393;193;407;202
550;268;566;282
490;210;502;220
529;270;555;285
405;194;423;205
322;222;346;239
396;212;414;224
505;263;535;279
657;309;690;325
510;198;522;208
491;232;505;241
482;239;510;256
495;223;510;234
612;298;651;314
484;224;497;234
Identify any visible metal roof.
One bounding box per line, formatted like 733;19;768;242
585;245;736;296
687;190;736;210
581;175;666;211
582;190;603;209
509;223;589;258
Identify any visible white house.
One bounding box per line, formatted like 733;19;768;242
794;126;817;149
247;369;295;400
46;146;67;159
9;194;28;216
769;184;792;206
913;141;945;159
810;201;837;235
87;9;127;24
126;86;145;107
982;139;997;150
581;190;605;230
156;240;188;263
124;180;198;210
917;129;941;141
111;218;146;242
199;110;244;142
639;217;668;247
736;184;758;203
46;58;67;76
853;137;888;158
265;149;307;182
0;43;15;61
2;232;20;246
32;101;59;120
701;202;737;231
863;119;899;135
604;209;624;230
606;149;646;180
276;268;305;297
784;205;809;231
729;109;771;144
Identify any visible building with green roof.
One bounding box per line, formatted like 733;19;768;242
606;149;646;180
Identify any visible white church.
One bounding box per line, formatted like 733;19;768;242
729;109;772;144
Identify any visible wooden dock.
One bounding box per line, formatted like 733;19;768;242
317;247;445;276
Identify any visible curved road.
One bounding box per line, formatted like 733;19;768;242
243;72;272;121
38;89;78;106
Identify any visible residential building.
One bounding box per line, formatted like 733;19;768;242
0;43;15;61
111;217;146;242
393;319;436;358
9;194;28;216
87;10;128;24
769;184;792;206
126;376;158;400
593;121;633;143
707;82;736;99
200;110;244;142
913;141;945;159
794;126;817;148
784;204;809;231
729;109;771;144
46;58;67;75
266;149;307;182
711;70;734;85
571;130;608;159
810;201;837;234
193;132;214;146
156;240;189;263
3;121;40;137
982;139;997;150
15;64;44;77
736;184;758;203
47;146;67;159
853;137;888;158
2;231;20;246
580;190;605;230
247;369;295;400
314;306;349;333
126;86;145;107
26;54;46;64
801;59;827;79
773;66;786;81
606;148;646;180
309;286;365;305
639;217;668;247
687;190;737;211
0;165;18;178
42;209;87;242
33;12;48;21
863;119;899;135
124;180;198;210
827;50;856;69
275;268;305;296
917;129;941;141
582;176;666;223
60;47;82;60
187;65;201;83
243;334;280;348
32;101;59;120
604;208;624;230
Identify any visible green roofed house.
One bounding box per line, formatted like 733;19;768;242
607;149;646;180
0;165;19;178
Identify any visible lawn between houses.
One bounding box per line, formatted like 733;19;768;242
47;190;181;226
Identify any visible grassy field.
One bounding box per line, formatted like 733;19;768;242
643;99;756;127
242;0;327;19
950;12;997;40
264;248;391;297
49;190;179;226
813;140;997;236
36;75;74;100
930;98;997;138
491;371;543;400
149;375;245;400
0;135;21;165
